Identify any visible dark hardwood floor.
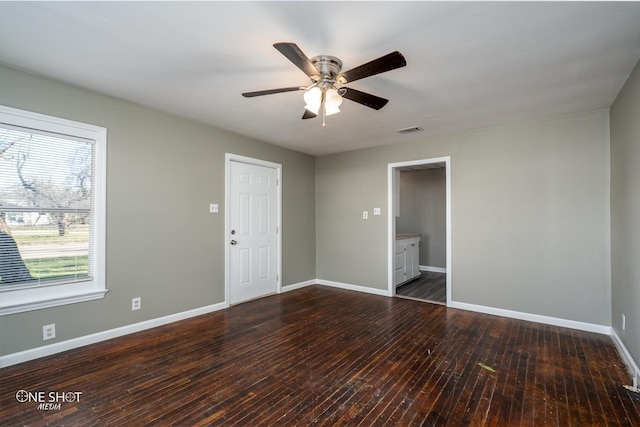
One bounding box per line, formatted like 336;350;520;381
396;271;446;303
1;285;638;426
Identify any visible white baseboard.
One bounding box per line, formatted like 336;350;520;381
448;300;611;335
315;279;392;297
420;265;447;273
281;279;315;292
0;302;227;368
611;328;640;384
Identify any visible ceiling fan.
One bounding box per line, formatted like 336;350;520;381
242;42;407;126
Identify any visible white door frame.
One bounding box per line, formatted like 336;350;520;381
225;153;282;307
387;157;452;305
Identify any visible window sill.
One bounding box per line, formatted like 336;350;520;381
0;286;108;316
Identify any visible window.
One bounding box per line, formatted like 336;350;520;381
0;106;106;315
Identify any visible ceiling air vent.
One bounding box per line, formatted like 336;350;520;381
397;126;423;134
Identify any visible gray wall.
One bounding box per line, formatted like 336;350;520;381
611;59;640;368
317;110;611;325
0;65;316;356
397;168;446;268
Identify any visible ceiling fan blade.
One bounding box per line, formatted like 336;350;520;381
341;87;389;110
274;42;320;79
338;51;406;84
242;87;303;97
302;110;317;119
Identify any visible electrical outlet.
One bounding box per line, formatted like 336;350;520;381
373;208;381;216
622;314;626;331
209;203;219;213
132;297;141;311
43;324;56;341
362;210;368;220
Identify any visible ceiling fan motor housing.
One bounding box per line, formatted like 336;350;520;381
310;55;342;83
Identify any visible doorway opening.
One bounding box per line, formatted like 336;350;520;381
387;157;451;305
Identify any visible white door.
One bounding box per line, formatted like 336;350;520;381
229;160;278;304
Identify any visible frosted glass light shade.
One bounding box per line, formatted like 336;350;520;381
304;87;322;114
325;88;343;116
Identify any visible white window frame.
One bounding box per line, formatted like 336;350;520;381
0;105;107;315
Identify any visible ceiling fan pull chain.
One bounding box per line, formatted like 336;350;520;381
321;90;327;127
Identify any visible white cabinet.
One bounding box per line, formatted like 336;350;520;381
394;243;406;285
405;239;420;280
395;235;421;287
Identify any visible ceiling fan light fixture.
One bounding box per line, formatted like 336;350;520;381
324;88;343;116
243;43;406;127
324;104;341;116
304;86;322;114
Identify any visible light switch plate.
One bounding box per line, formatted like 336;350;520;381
373;208;381;215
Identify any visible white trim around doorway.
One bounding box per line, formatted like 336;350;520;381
387;157;452;305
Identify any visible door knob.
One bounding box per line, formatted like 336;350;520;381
230;240;237;245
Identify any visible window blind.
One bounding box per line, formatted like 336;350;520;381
0;123;95;289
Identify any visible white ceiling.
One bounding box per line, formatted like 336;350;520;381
1;2;639;156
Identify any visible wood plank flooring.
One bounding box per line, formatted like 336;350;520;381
1;285;639;426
